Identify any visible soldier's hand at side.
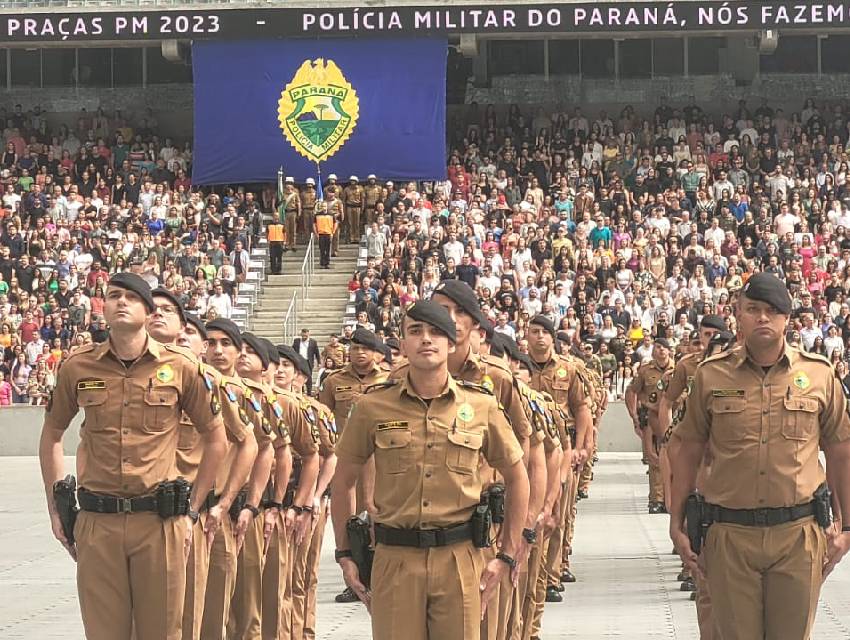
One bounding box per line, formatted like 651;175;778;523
479;558;508;619
262;508;278;556
541;511;557;539
49;511;77;562
182;516;194;564
670;523;702;580
570;449;581;471
339;557;371;612
284;507;296;533
577;447;589;468
647;447;660;467
205;505;224;551
294;511;312;547
234;509;253;554
823;531;850;578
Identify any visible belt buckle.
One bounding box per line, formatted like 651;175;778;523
753;508;769;526
119;498;133;514
418;530;438;547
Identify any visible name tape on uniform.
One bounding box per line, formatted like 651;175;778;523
711;389;745;398
377;421;409;431
77;380;106;390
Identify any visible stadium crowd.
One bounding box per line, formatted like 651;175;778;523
3;95;850;404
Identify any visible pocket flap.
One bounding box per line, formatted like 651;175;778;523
145;386;179;406
784;396;819;413
712;397;747;413
375;429;412;449
78;390;107;407
447;430;483;450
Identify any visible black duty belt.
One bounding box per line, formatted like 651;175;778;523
374;522;472;548
79;489;159;514
706;501;815;527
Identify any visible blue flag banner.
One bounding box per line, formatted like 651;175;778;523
192;37;447;185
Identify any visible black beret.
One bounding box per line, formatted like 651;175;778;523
479;318;495;342
276;344;299;366
385;336;400;352
741;273;792;315
241;332;270;370
380;342;393;365
351;327;379;351
556;331;571;344
499;334;521;361
293;353;312;378
432;280;484;324
404;300;457;343
654;338;672;350
206;319;243;349
530;315;556;339
184;313;207;340
258;337;278;366
108;272;154;312
700;314;726;331
708;331;735;353
151;287;186;324
488;333;507;359
516;352;534;373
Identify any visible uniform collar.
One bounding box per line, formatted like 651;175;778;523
399;370;458;402
734;343;794;370
97;335;161;361
459;347;484;375
348;361;379;379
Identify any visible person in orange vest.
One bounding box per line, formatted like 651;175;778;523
267;213;286;275
313;203;337;269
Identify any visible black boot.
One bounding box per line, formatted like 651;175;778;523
545;586;563;603
335;586;359;603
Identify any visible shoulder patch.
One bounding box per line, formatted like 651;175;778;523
65;343;97;360
458;379;494;395
164;343;198;363
798;350;831;365
364;380;399;394
480;353;512;374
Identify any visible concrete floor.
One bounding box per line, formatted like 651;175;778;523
2;454;849;639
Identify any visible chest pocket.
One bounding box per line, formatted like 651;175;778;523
446;430;484;475
375;429;412;474
78;389;108;431
711;396;747;440
335;389;357;418
550;378;570;405
144;386;179;432
782;396;819;442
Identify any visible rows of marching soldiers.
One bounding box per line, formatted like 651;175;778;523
39;273;609;640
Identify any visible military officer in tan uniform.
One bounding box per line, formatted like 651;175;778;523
320;334;346;369
300;177;317;242
342;175;365;243
228;332;292;640
320;326;388;602
671;273;850;640
146;290;259;640
39;272;228;640
626;338;674;514
363;174;382;225
201;320;275;640
331;300;530;640
282;177;302;253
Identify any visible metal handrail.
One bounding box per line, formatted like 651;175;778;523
299;233;315;311
282;289;298;344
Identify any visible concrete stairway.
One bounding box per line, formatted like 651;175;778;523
250;244;361;347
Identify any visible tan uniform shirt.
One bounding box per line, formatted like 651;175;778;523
343;185;365;207
273;387;320;459
300;187;317;213
319;363;388;433
283;188;301;216
321;343;346;368
664;352;701;427
302;395;338;458
516;381;562;454
176;361;253;482
44;339;224;496
214;375;267;490
244;379;290;450
629;359;673;413
529;353;589;426
364;184;382;209
674;345;850;509
335;376;524;529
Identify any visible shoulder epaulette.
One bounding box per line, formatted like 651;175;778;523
698;348;736;367
458;379;494;395
798;349;831;365
480;353;512;374
64;342;97;360
164;343;198;363
364;380;399;394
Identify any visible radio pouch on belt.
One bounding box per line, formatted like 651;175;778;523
813;483;833;529
470;502;492;548
347;513;374;589
53;475;79;545
485;483;506;525
685;493;708;554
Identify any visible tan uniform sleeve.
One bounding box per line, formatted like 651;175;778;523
666;360;689;400
482;398;525;469
43;357;80;432
316;404;337;457
179;356;224;436
207;369;249;444
265;394;290;448
318;376;335;411
334;399;375;465
821;373;850;446
285;398;320;457
569;366;589;409
497;372;533;440
244;386;275;447
672;365;710;444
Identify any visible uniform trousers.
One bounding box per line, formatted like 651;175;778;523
183;513;212;640
75;511;189;640
285;215;298;251
703;519;826;640
370;540;488;640
344;206;362;243
693;567;717;640
261;511;291;640
269;243;284;275
201;515;238;640
556;469;579;579
303;501;330;640
318;234;332;267
227;513;266;640
479;544;510;640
